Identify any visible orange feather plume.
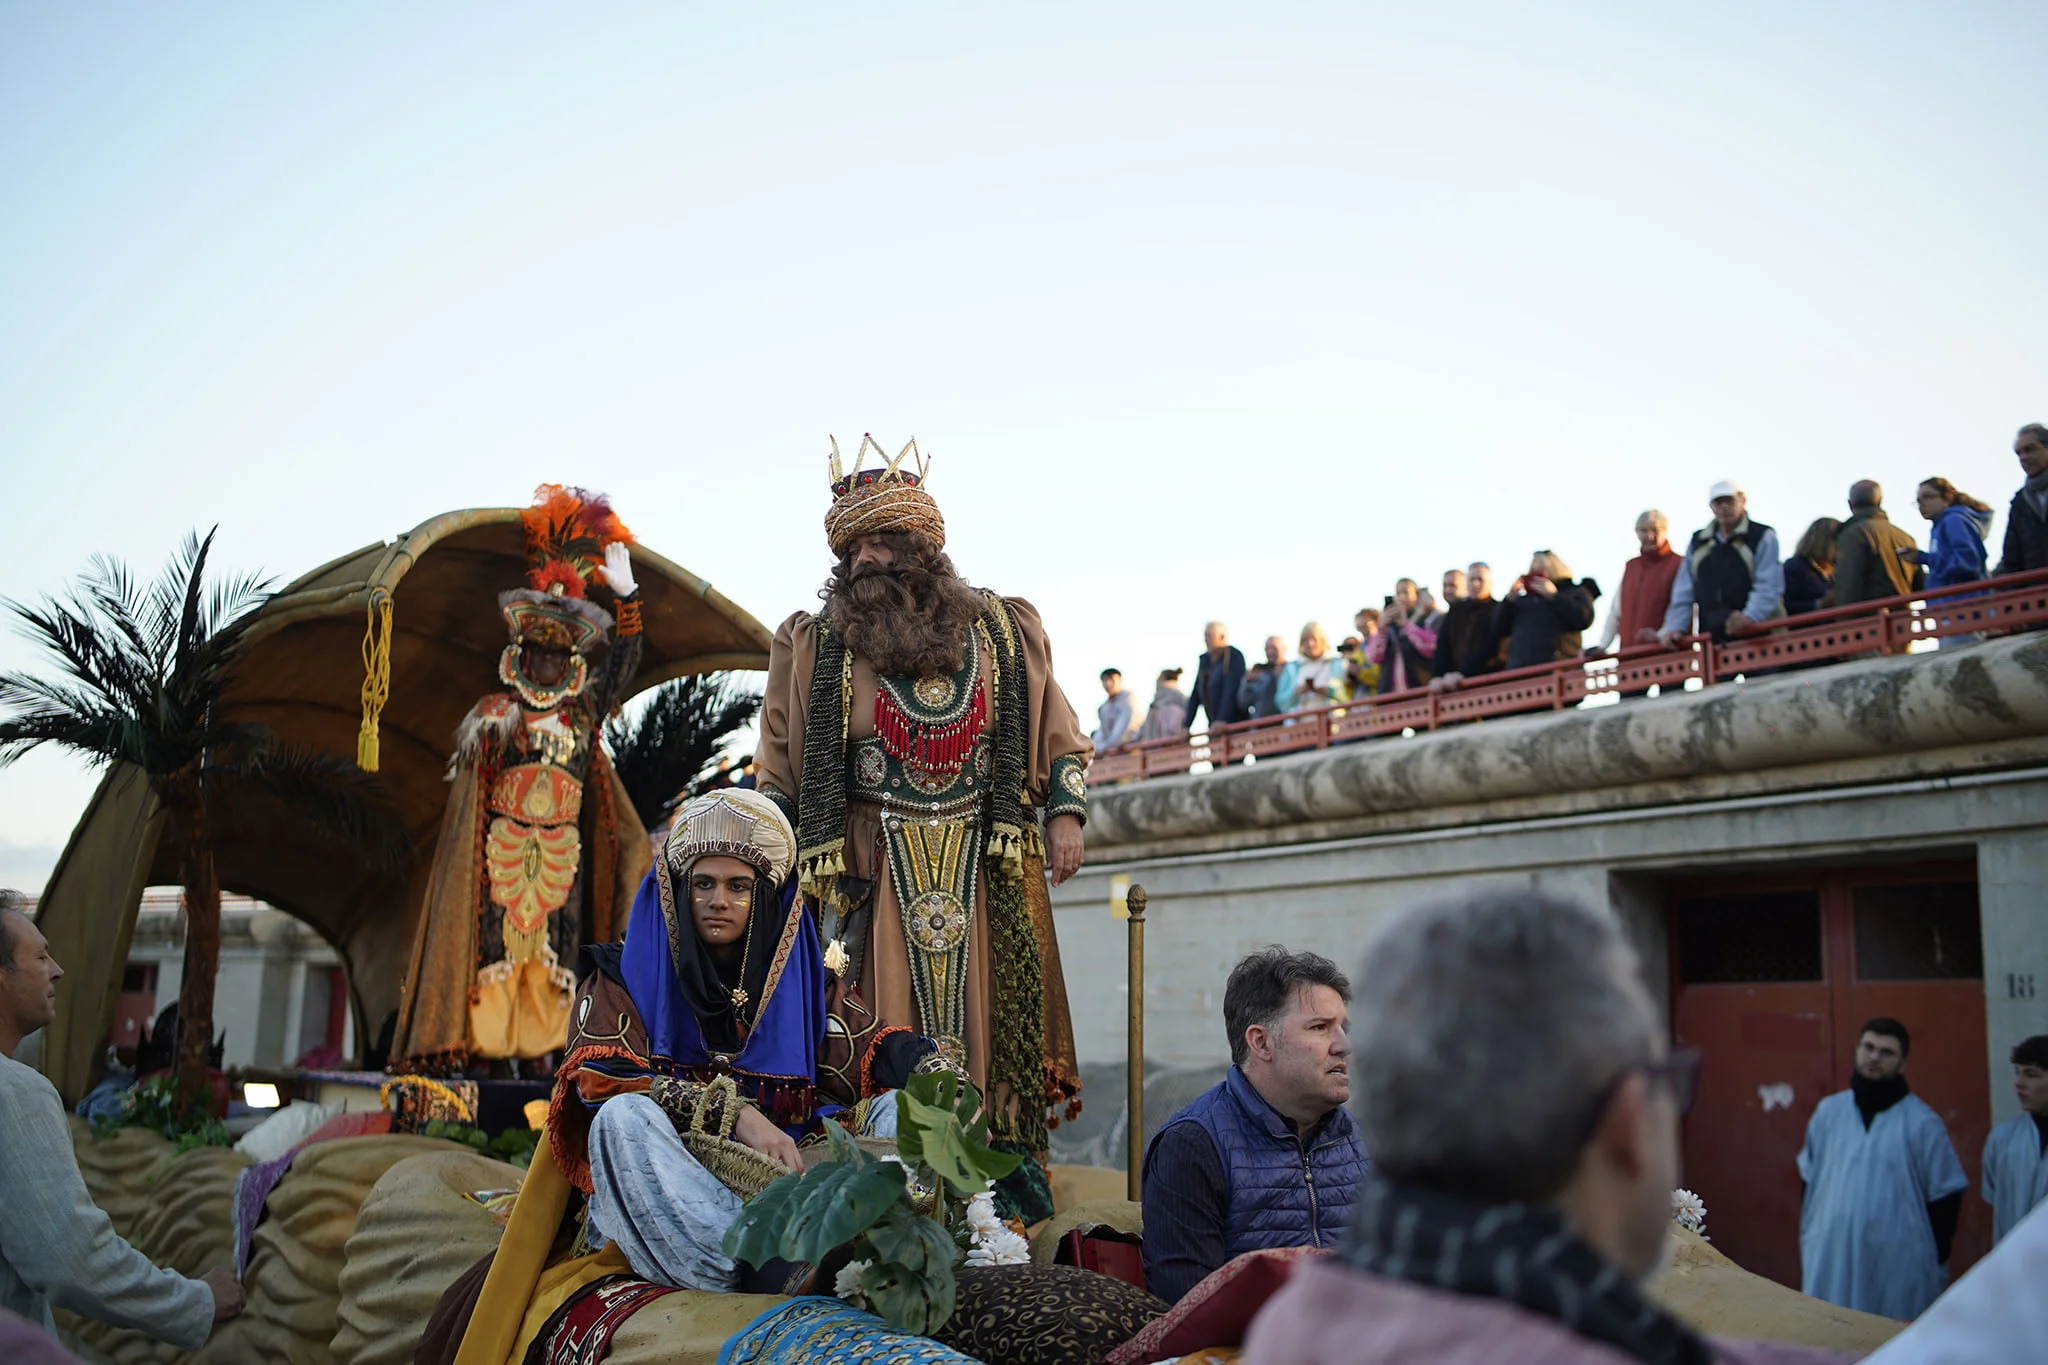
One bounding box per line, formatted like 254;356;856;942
521;484;634;592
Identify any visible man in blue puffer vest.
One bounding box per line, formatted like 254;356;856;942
1141;947;1370;1302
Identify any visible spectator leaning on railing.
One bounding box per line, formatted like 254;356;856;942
1660;479;1785;645
1092;667;1136;753
1140;668;1189;741
1364;579;1435;695
1430;562;1498;690
1240;635;1290;719
1783;518;1841;618
1188;621;1250;732
1493;552;1597;670
1997;423;2048;576
1832;480;1922;608
1593;511;1681;654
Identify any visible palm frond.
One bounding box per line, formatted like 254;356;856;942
215;741;413;875
605;673;764;829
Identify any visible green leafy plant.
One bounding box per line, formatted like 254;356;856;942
723;1071;1023;1335
418;1120;542;1169
91;1073;233;1151
895;1070;1022;1198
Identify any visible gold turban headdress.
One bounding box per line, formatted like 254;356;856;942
662;788;796;887
823;433;945;557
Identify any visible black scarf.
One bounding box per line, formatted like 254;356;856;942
1850;1072;1910;1129
668;875;780;1053
1340;1179;1711;1365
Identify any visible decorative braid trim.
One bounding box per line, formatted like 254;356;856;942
1044;753;1089;824
614;598;643;634
795;619;854;907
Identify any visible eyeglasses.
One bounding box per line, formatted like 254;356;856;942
1573;1047;1703;1146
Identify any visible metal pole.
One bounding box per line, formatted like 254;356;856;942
1126;883;1148;1202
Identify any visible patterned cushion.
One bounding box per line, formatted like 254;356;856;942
935;1263;1168;1365
1105;1246;1321;1365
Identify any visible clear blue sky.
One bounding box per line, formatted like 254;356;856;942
2;2;2043;891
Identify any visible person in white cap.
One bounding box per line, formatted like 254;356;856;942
1659;480;1785;644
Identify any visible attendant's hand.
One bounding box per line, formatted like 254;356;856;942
1658;628;1686;648
1046;813;1085;886
1726;610;1757;636
599;542;638;598
1633;628;1663;646
733;1104;803;1172
202;1268;245;1323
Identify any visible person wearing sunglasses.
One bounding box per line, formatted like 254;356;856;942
1240;889;1830;1365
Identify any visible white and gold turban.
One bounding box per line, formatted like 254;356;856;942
662;788;796;886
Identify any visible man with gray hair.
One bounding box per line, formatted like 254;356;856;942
1597;510;1682;657
1142;946;1368;1303
1245;890;1839;1365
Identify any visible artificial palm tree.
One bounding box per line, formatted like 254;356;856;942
0;529;407;1100
606;672;763;830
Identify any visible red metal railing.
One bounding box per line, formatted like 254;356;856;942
1087;566;2048;785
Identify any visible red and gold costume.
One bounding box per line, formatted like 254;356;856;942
394;486;649;1071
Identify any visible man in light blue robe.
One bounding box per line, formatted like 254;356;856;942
1797;1017;1967;1320
1981;1033;2048;1244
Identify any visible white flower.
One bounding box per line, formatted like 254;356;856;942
1671;1188;1707;1235
833;1259;871;1306
963;1191;1003;1239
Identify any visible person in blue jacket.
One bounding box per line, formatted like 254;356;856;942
1142;947;1369;1303
1907;478;1996;648
1797;1017;1967;1320
1982;1034;2048;1245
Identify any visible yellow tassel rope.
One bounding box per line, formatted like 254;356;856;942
357;589;394;772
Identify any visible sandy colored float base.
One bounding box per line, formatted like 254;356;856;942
1646;1228;1902;1353
332;1149;525;1365
60;1121;250;1365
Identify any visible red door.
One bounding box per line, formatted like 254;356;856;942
1670;864;1988;1290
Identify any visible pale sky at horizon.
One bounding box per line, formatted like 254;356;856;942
2;2;2043;894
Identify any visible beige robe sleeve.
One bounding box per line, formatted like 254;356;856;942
755;610;818;818
1004;596;1091;813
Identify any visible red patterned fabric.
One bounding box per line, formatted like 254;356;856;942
534;1275;677;1365
1104;1246;1322;1365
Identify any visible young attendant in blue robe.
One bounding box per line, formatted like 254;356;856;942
1981;1034;2048;1245
1797;1020;1967;1320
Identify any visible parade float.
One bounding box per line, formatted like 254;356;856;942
29;494;1917;1364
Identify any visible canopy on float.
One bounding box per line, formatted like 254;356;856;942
34;508;772;1102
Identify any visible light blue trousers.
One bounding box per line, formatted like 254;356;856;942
585;1093;744;1291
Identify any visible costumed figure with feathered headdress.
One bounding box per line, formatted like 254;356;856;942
393;485;649;1073
756;435;1091;1221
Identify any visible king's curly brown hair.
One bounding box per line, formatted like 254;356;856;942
821;531;985;679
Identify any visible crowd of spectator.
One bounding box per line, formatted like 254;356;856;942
1091;424;2048;753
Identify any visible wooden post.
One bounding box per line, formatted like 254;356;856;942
1126;883;1148;1202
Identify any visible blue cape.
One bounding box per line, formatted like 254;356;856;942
617;864;826;1131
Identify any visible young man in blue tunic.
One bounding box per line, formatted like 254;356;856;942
1981;1034;2048;1245
1796;1017;1967;1319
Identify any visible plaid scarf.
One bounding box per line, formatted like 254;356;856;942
1339;1178;1711;1365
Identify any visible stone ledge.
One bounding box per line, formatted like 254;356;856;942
1087;633;2048;853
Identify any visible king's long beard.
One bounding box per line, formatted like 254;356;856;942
826;567;979;679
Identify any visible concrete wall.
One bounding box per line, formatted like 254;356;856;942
1051;633;2048;1160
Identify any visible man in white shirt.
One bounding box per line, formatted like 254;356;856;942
0;891;243;1350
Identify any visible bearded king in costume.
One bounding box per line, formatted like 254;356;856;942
757;435;1090;1214
394;485;650;1073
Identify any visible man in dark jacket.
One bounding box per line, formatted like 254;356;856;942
1187;621;1249;732
1141;947;1369;1303
1660;480;1785;644
1998;423;2048;576
1430;561;1499;685
1833;481;1923;607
